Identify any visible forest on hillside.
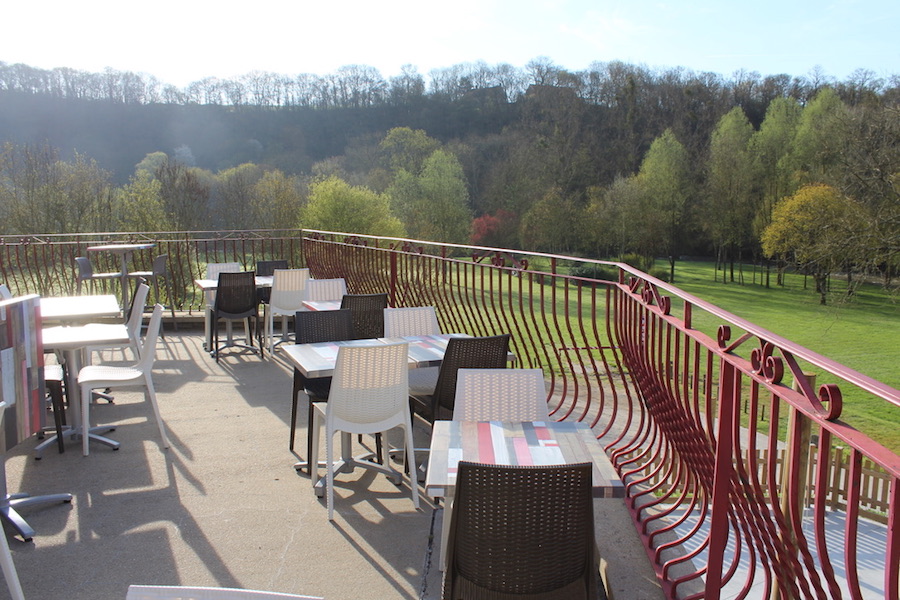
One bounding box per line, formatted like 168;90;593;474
1;59;898;292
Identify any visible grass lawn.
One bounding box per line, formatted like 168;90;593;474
667;260;899;452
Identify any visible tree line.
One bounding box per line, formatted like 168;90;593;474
0;59;897;302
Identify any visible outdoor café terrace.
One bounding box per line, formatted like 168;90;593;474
0;229;897;600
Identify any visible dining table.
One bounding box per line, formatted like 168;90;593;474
282;333;473;481
39;294;121;323
87;242;156;310
425;419;625;569
38;322;131;457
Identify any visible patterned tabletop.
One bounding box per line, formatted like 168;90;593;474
425;420;624;499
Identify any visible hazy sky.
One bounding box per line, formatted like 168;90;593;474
3;0;898;87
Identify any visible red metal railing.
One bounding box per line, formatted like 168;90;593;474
301;230;899;600
0;230;304;310
2;228;897;598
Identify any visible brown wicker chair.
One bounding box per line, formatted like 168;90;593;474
442;461;608;600
212;271;262;362
340;293;388;339
290;309;355;461
410;334;511;424
256;259;288;304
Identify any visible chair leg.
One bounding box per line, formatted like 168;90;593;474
290;370;302;452
81;384;91;456
46;380;66;454
404;422;420;510
325;423;335;521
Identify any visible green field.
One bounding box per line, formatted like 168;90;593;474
665;261;900;452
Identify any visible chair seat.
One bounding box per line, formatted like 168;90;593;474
408;367;440;396
78;364;143;386
127;270;154;278
91;271;123;279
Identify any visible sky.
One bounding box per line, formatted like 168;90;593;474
3;0;898;87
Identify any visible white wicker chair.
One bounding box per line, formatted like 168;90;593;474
309;341;419;520
86;282;150;361
77;304;170;456
303;278;346;302
126;585;322;599
265;268;310;353
452;368;550;422
385;306;442;398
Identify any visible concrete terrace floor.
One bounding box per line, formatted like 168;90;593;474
2;325;663;600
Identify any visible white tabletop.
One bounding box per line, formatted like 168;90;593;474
194;275;273;291
283;333;473;378
425;420;624;499
301;300;342;312
42;323;130;351
87;243;155;253
40;295;121;322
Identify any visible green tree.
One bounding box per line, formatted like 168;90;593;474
749;97;803;284
790;88;849;183
253;170;303;229
705;107;755;282
635;129;692;281
155;158;211;231
116;169;170;232
390;150;472;243
520;188;581;253
216;163;264;229
303;176;404;237
761;184;868;304
379;127;440;175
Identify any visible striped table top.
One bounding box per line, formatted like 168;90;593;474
425;420;624;499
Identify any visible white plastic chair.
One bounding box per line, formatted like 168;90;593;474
309;342;419;520
126;585;323;599
265;268;310;353
87;282;150;361
452;368;550;421
0;284;12;300
204;262;242;348
303;278;346;302
77;304;170;456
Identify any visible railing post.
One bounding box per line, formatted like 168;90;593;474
389;250;398;308
769;372;816;600
704;358;739;600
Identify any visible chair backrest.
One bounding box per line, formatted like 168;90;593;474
151;254;169;277
75;256;94;279
303;278;347;302
270;269;311;311
204;262;241;304
214;271;258;316
443;461;597;600
383;306;441;337
127;283;151;346
453;368;550;422
340;293;388;339
256;259;289;277
0;284;12;300
329;341;409;427
134;304;164;372
126;585;323;600
294;309;355;344
433;334;511;416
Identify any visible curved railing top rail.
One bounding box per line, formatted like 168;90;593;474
301;229;900;408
